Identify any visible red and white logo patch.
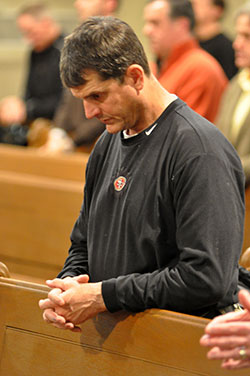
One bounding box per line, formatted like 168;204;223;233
114;176;127;192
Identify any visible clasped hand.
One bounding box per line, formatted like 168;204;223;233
200;289;250;370
0;96;26;125
39;275;106;332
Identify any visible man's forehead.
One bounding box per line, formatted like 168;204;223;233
70;70;111;97
78;0;102;4
236;15;250;33
82;69;103;81
146;0;168;11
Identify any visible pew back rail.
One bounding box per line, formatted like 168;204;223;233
0;144;89;182
0;269;249;376
0;170;83;281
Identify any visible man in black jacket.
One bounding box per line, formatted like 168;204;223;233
192;0;238;80
39;16;245;332
0;2;63;128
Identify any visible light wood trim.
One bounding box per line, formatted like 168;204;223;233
0;262;10;278
0;144;89;182
1;275;248;376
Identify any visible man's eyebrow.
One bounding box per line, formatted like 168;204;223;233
85;89;103;99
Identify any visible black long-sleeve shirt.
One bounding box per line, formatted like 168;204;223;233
24;34;64;121
58;98;245;317
199;33;238;80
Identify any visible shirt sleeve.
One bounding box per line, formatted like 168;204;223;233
57;202;89;279
57;165;90;279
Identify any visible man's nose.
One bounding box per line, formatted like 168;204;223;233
83;101;101;119
233;33;245;51
143;23;151;37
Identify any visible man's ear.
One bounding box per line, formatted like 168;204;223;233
124;64;144;92
213;5;224;21
176;17;191;33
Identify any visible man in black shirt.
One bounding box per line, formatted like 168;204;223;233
192;0;238;80
39;16;245;332
0;2;63;127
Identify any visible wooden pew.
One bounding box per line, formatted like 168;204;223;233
0;264;248;376
0;143;89;182
0;170;83;282
241;247;250;270
0;144;89;282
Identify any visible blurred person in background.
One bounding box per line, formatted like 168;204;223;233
41;0;120;153
143;0;228;123
0;2;64;146
215;1;250;186
192;0;238;80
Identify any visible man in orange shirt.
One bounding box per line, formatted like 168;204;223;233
143;0;228;123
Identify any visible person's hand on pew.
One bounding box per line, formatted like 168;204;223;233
39;275;107;332
200;289;250;370
39;275;89;332
0;96;26;125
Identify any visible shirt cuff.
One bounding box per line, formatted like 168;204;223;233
102;279;120;312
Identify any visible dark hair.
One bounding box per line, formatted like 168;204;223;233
147;0;195;31
18;2;49;18
60;16;150;88
212;0;225;10
168;0;195;30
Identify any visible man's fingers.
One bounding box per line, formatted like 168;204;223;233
48;288;65;305
43;308;66;325
222;358;250;370
205;290;250;334
205;321;250;338
207;345;250;362
239;290;250;311
46;277;77;290
46;275;89;294
200;332;248;349
46;278;67;289
69;325;82;333
205;311;247;335
73;274;89;284
39;298;58;310
42;308;80;332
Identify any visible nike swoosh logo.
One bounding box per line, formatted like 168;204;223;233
145;123;158;136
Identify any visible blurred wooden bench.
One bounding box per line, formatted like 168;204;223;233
0;143;89;182
1;263;248;376
0;169;83;282
0;144;89;282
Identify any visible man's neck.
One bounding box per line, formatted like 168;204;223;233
129;75;176;135
195;22;221;41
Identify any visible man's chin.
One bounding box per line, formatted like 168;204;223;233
235;58;248;68
105;123;121;134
